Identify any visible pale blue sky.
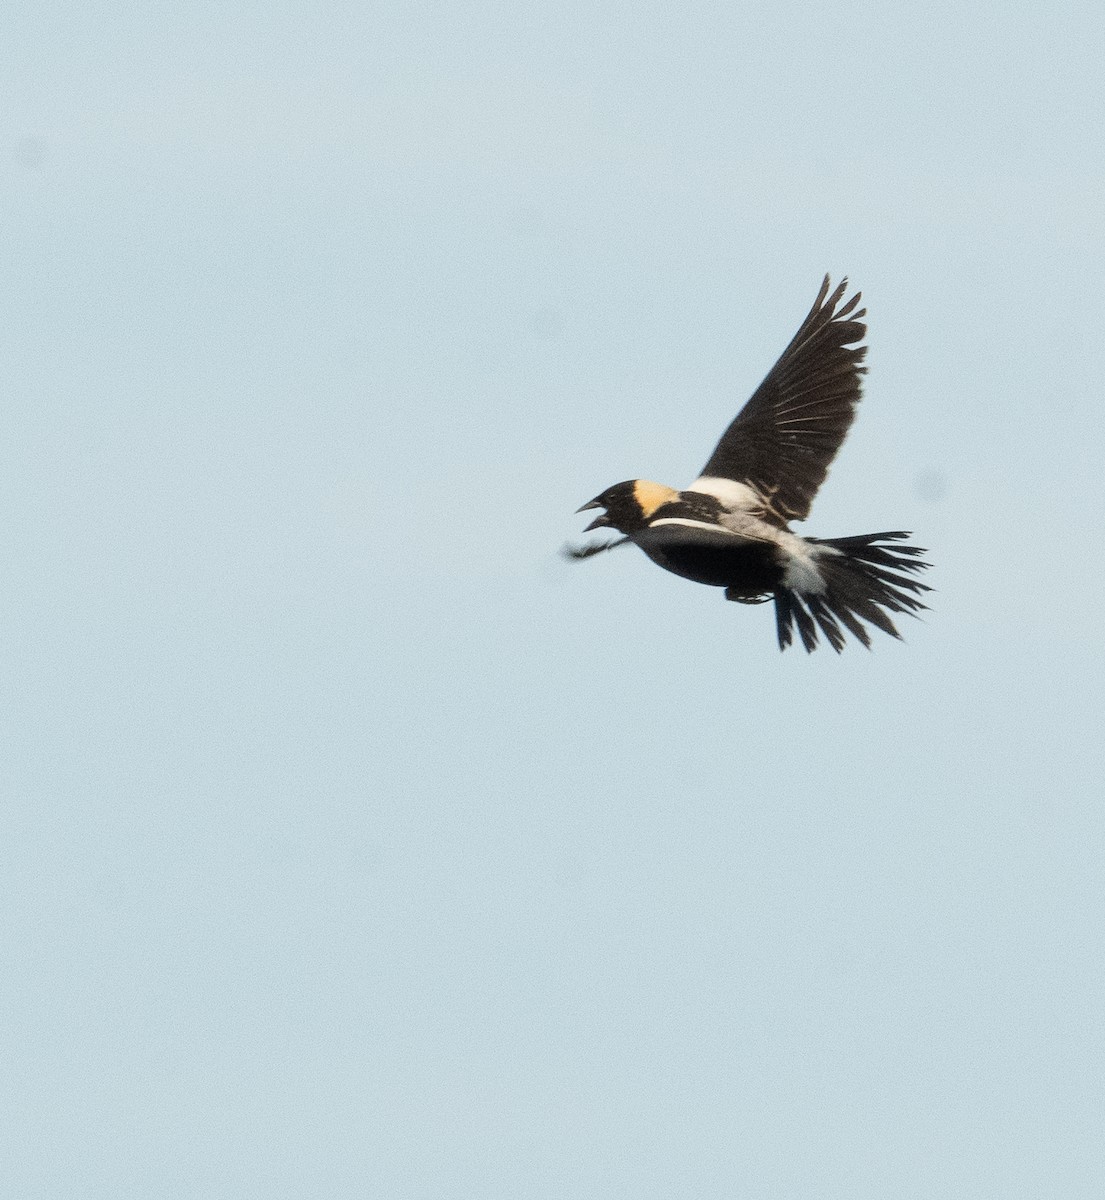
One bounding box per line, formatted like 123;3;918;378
4;2;1105;1197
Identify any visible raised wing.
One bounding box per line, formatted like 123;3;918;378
693;276;867;524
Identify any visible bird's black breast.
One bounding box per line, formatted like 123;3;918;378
643;538;782;594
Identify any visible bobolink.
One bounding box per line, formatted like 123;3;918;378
569;276;930;652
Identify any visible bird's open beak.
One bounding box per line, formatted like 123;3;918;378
576;498;610;531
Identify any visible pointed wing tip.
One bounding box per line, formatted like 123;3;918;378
561;537;630;561
817;274;865;320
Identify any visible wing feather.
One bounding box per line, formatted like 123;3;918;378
695;276;867;523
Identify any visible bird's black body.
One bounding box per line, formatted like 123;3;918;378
650;540;780;595
569;277;930;652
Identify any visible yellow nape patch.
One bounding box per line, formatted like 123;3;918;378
633;479;680;518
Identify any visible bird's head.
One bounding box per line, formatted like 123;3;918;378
577;479;679;534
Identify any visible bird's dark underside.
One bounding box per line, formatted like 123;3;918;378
650;541;781;596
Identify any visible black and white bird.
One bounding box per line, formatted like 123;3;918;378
568;276;930;652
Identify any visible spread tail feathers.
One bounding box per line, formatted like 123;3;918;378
773;532;930;652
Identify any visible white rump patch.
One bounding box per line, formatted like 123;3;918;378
779;534;830;595
685;476;762;512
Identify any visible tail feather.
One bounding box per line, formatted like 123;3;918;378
822;592;873;649
790;595;820;652
806;595;847;652
774;531;930;653
774;589;798;651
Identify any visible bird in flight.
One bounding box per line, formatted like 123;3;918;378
568;276;930;652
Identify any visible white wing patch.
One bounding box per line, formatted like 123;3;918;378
685;476;763;512
646;517;744;535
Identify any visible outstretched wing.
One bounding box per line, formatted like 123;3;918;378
561;536;630;560
692;276;867;524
